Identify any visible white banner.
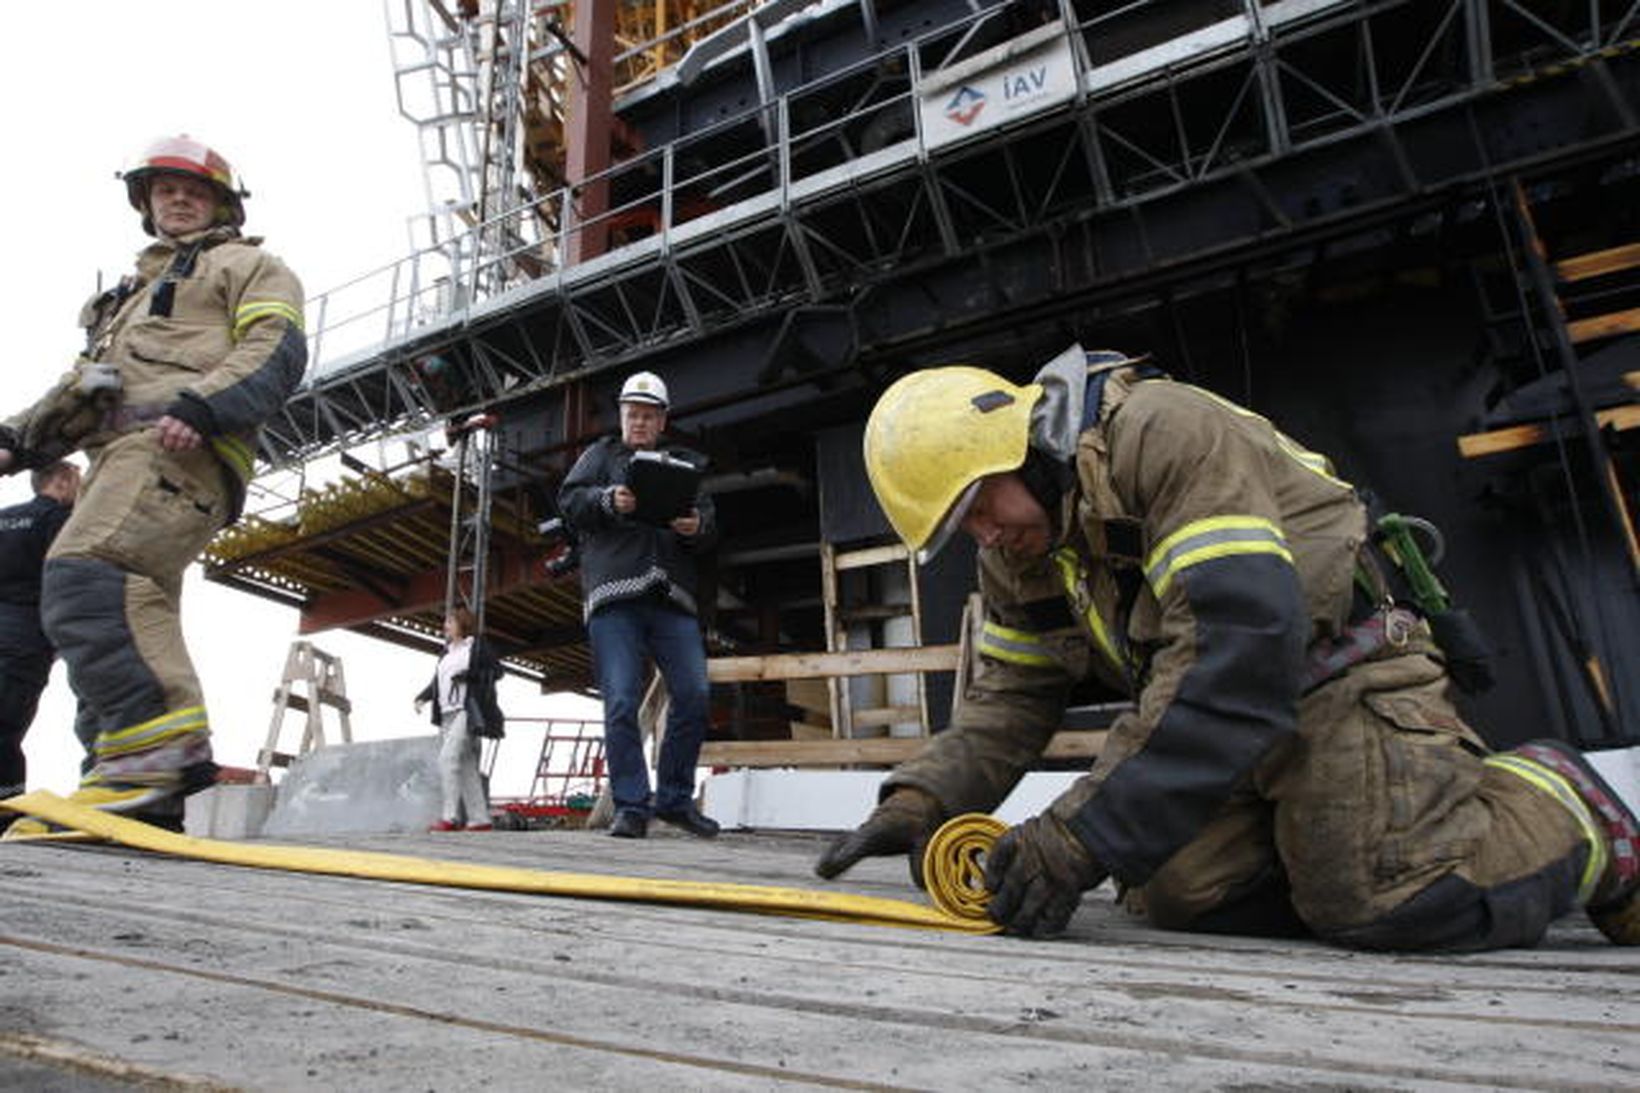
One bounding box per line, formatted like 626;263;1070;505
918;24;1078;152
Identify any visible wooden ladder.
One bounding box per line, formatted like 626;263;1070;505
257;641;355;775
819;540;931;742
1456;180;1640;735
1458;181;1640;580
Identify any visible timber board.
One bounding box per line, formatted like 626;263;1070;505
1;827;1636;1089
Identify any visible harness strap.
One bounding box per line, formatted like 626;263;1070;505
147;241;205;319
1301;607;1419;693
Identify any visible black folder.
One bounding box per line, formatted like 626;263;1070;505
625;450;703;526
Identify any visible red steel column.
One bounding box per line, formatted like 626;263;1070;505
564;0;616;264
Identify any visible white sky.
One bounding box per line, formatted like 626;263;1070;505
0;1;598;801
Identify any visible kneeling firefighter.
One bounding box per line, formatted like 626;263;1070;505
0;135;306;829
816;346;1639;950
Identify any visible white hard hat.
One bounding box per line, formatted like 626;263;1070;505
618;371;669;409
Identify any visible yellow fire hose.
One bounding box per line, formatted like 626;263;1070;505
920;812;1009;922
1;791;1004;936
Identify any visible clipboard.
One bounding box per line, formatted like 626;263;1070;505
625;450;703;526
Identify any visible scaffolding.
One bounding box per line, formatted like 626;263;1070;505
383;0;761;301
214;0;1640;746
282;0;1640;466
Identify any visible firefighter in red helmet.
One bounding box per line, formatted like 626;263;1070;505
0;135;306;833
120;134;250;236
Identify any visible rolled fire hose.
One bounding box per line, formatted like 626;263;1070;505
1;791;1004;936
921;813;1008;927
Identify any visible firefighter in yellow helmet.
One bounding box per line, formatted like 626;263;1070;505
816;345;1639;950
0;135;306;832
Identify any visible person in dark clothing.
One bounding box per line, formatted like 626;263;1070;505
0;461;81;826
558;371;720;840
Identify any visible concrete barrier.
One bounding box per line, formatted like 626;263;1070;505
261;736;443;837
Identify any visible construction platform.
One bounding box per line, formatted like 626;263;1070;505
2;827;1636;1089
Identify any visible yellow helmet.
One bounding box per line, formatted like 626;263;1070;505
863;367;1042;560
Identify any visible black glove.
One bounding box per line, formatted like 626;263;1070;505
984;812;1107;937
815;787;943;888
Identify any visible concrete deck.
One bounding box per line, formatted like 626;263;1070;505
2;825;1637;1090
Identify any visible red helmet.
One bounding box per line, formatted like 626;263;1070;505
119;135;249;235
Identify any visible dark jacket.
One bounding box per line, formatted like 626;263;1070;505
415;636;506;739
0;495;71;607
557;435;717;620
0;495;71;654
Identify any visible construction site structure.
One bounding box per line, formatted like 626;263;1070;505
210;0;1640;758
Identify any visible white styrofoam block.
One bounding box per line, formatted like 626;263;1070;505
184;784;275;840
1585;745;1640;814
993;772;1085;823
700;768;1084;831
702;744;1640;834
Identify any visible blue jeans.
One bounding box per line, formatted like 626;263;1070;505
587;596;710;815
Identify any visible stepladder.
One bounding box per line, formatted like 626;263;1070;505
819;539;931;741
258;640;354;776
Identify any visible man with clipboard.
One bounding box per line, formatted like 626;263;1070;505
558;371;719;840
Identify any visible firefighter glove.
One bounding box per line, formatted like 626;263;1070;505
984;812;1106;937
815;786;943;888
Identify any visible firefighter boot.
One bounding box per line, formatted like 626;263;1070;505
1495;740;1640;944
1;783;185;840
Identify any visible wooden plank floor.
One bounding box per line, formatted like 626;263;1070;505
2;826;1637;1090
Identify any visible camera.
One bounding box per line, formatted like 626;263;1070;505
539;516;580;577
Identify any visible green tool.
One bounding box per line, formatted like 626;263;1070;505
1376;514;1450;616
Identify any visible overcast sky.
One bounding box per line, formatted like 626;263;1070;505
0;1;596;799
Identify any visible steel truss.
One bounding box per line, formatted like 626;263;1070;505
268;0;1640;465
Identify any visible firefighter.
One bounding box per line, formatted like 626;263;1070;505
815;345;1638;950
0;135;306;831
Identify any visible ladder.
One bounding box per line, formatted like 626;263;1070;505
443;412;499;628
386;1;563;296
1458;178;1640;741
819;540;931;741
258;641;354;774
526;718;607;809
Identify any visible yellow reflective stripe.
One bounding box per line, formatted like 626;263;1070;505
95;705;209;760
1485;755;1606;904
978;621;1058;668
233;299;303;340
1145;515;1293;598
1051;548;1126;676
1183;385;1351;490
211;435;255;480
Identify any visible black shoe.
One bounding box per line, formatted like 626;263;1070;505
609;810;648;839
656;805;720;838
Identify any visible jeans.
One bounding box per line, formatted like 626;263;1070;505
587;596;710;816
